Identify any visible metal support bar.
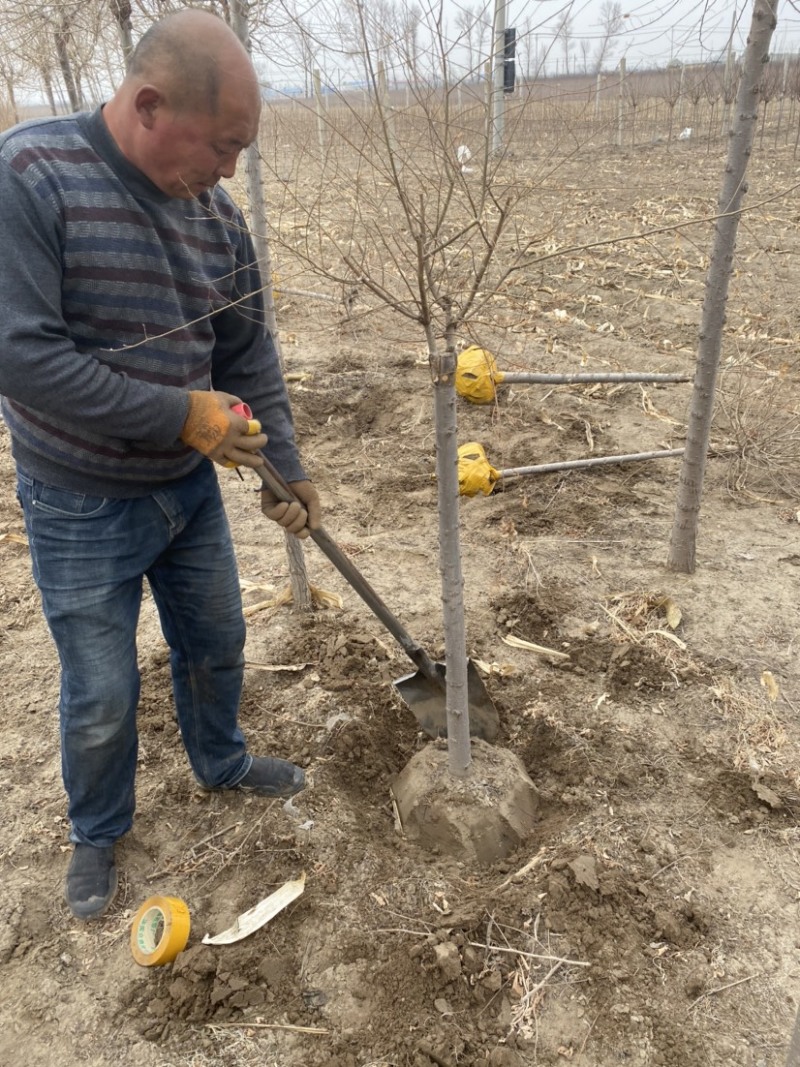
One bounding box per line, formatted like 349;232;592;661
498;449;685;480
503;372;690;384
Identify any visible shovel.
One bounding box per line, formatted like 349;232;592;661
251;454;500;741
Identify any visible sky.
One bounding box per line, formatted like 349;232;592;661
10;0;797;106
528;0;799;68
256;0;799;89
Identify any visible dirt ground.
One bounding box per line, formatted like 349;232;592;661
3;137;800;1067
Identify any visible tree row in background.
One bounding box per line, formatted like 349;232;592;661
1;0;797;156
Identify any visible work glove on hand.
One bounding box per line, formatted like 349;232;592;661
261;479;321;539
180;391;267;470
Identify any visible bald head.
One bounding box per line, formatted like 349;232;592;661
128;9;258;115
102;9;262;198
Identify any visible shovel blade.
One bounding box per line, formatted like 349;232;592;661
393;659;499;741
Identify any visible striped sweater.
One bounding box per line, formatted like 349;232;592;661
0;107;305;496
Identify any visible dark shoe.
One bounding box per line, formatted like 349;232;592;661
236;756;306;798
65;844;118;920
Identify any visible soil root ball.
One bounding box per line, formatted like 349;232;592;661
391;740;538;864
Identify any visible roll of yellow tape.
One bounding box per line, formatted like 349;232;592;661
130;895;191;967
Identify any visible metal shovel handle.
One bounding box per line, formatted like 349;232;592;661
254;455;442;685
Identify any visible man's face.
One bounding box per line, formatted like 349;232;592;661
146;86;260;199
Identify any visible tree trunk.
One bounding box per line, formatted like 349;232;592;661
42;68;57;115
313;69;326;162
229;0;313;611
617;57;626;147
2;73;19;124
55;16;81;113
667;0;778;573
377;61;395;156
431;321;471;777
109;0;135;69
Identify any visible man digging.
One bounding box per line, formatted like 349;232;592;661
0;9;320;919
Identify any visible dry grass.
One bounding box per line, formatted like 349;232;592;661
715;360;800;502
707;673;795;785
475;913;590;1041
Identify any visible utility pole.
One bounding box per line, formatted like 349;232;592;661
491;0;506;154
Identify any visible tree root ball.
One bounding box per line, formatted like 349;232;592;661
390;739;538;864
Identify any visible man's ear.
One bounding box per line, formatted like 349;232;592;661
133;85;164;129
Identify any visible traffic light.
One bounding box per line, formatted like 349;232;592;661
504;27;516;93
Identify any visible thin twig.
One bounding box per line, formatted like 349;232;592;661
190;821;243;853
374;927;433;937
495;847;548;892
641;846;708;884
516;959;565;1010
147;821;244;880
599;603;642;644
467;942;590;967
275;286;340;303
689;973;760;1009
579;1010;602;1053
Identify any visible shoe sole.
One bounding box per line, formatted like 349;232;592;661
237;779;306;799
198;767;306;799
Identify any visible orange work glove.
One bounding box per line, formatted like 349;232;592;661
260;479;321;539
180;391;267;470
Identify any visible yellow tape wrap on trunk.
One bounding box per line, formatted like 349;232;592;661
455;346;505;404
458;442;500;497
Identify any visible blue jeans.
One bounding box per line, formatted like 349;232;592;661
17;460;252;847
